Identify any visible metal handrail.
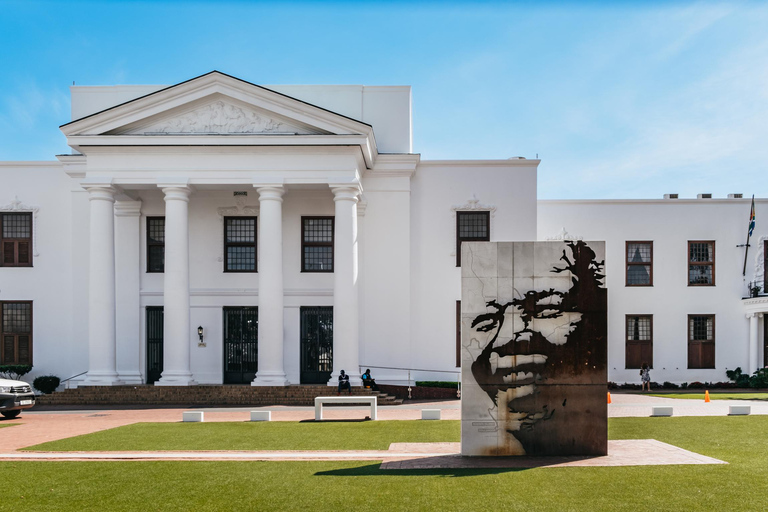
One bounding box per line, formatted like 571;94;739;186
60;371;87;387
359;364;461;400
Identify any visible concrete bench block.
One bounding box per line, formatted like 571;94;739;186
315;396;377;421
250;410;271;422
422;409;441;420
183;411;204;422
729;405;751;416
651;406;673;417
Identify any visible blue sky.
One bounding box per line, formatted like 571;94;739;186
1;0;767;199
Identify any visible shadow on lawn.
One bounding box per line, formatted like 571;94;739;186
315;463;527;477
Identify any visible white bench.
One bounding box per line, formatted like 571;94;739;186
182;411;204;422
729;405;751;416
422;409;441;420
315;396;377;421
250;411;271;422
651;406;673;417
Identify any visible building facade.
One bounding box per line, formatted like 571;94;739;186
1;71;764;387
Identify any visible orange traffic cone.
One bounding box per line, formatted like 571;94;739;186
704;390;711;403
607;392;612;404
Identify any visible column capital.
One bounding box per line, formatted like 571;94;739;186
114;200;142;217
256;186;285;202
331;185;360;203
160;186;192;202
84;186;116;203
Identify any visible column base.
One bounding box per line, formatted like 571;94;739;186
81;372;123;386
251;372;289;386
117;371;144;385
155;372;197;386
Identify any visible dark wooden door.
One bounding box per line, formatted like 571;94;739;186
146;307;163;384
223;307;258;384
300;306;333;384
764;318;768;368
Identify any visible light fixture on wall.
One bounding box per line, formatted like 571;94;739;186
197;326;205;347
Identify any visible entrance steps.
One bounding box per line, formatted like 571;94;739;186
35;385;404;407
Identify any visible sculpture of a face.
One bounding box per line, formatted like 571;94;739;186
468;240;606;455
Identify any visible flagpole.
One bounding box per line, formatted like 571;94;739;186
742;195;755;277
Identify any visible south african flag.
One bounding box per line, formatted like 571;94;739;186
749;195;756;237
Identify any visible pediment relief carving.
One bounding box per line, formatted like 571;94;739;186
126;100;323;135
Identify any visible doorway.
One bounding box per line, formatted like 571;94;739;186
146;307;164;384
223;307;259;384
300;306;333;384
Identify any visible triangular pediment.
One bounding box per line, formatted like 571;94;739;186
110;97;327;136
61;71;372;138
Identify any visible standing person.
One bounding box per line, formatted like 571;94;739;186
361;369;378;391
640;362;651;392
338;369;351;395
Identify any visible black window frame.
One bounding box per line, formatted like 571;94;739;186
0;212;33;268
301;216;334;273
456;211;490;267
1;301;32;365
688;241;715;286
146;216;165;273
224;216;258;273
625;241;653;286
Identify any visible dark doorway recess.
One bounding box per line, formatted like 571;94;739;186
223;307;259;384
300;306;333;384
146;307;164;384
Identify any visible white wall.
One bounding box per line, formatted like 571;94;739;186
538;198;768;385
409;160;538;382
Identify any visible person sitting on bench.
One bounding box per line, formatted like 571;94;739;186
338;369;351;395
361;369;378;391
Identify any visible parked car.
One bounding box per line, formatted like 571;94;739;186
0;378;35;418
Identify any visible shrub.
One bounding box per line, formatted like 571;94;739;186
680;382;688;389
0;365;32;381
726;367;751;388
618;382;641;390
33;375;60;394
750;369;768;389
662;381;679;389
607;382;618;390
415;381;460;389
688;381;705;389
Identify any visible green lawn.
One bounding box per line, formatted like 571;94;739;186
649;392;768;400
0;423;17;429
25;420;459;451
3;417;768;511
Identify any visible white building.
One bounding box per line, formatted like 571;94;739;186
1;71;764;387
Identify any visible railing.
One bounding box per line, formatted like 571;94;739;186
359;365;461;399
60;371;87;389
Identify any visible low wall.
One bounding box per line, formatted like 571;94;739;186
378;384;459;400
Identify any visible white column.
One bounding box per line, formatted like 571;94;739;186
328;186;362;386
748;313;759;374
156;186;196;386
114;200;143;384
252;186;288;386
82;185;121;386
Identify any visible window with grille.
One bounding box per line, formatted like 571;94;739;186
1;302;32;365
688;241;715;286
302;217;334;272
456;211;490;266
625;315;652;369
224;217;257;272
0;213;32;267
626;241;652;286
688;315;715;369
146;217;165;273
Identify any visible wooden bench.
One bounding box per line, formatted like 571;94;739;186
314;396;377;421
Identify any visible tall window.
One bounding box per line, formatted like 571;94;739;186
302;217;334;272
456;211;490;266
626;241;652;286
0;213;32;267
688;241;715;286
1;302;32;365
146;217;165;273
625;315;652;369
688;315;715;369
224;217;257;272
